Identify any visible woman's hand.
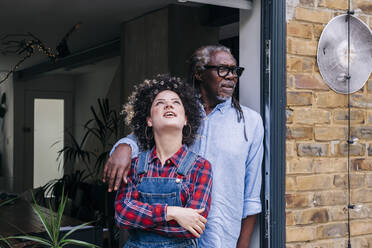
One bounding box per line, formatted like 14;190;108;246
166;206;207;238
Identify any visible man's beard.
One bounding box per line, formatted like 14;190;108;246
215;82;235;102
200;80;235;106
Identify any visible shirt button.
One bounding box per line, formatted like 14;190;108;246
175;178;181;183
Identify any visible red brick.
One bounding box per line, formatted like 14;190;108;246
297;143;329;157
287;56;314;73
286;192;314;208
354;0;372;14
295;7;333;23
287;126;313;140
316;223;348;239
318;0;348;10
287;37;318;56
293;108;330;124
287;91;313;106
287;21;313;39
294;74;329;90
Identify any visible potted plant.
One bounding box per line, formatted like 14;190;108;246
40;98;122;203
38;98;122;248
2;190;99;248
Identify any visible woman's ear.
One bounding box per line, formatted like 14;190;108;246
146;116;153;127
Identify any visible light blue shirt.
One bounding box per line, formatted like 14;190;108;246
111;98;264;248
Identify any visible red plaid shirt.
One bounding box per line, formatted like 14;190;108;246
115;145;213;238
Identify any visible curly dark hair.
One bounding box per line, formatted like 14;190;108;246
123;75;202;151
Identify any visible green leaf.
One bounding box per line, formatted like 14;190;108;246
0;196;17;207
54;192;68;243
31;196;53;241
49;204;57;243
7;235;52;246
60;222;93;242
0;235;12;247
60;238;98;248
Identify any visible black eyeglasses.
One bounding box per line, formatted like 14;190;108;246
204;65;245;78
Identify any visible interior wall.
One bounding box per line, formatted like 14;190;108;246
73;57;120;141
0;76;14;191
168;5;219;78
240;0;261;247
239;0;261;113
72;57;121;177
121;7;169;121
120;5;219;134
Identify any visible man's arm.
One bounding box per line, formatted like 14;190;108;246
103;134;139;192
239;113;264;247
237;214;256;248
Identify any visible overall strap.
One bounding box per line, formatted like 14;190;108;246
137;150;151;175
176;150;198;176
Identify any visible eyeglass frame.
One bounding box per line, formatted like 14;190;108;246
203;65;245;78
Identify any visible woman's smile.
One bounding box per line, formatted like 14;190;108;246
163;111;177;118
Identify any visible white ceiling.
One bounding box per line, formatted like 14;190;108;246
0;0;180;71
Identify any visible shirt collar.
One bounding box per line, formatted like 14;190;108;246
197;96;232;116
215;97;232;113
149;144;188;167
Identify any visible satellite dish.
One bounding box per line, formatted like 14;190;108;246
317;14;372;94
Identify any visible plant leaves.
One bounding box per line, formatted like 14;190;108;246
60;238;98;248
60;222;93;242
0;235;12;247
31;196;54;241
0;196;17;207
7;235;52;247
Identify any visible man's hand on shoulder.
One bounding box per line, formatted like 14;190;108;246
102;143;132;192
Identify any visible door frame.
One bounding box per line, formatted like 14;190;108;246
198;0;287;246
13;75;75;193
260;0;287;247
175;0;287;246
23;90;73;190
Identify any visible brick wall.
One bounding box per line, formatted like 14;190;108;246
286;0;372;247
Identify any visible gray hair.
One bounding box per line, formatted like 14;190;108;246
187;45;248;141
187;45;235;84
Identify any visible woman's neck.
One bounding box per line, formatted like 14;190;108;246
154;130;183;165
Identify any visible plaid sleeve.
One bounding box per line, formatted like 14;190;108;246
184;157;213;218
115;158;167;230
150;157;213;238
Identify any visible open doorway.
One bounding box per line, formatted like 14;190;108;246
23;90;73;191
33;98;65;189
8;0;286;246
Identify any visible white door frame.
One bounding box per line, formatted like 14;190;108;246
23;90;73;191
13;75;75;193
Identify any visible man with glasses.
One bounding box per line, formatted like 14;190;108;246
104;45;264;248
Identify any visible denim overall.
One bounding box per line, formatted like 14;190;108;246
124;150;199;248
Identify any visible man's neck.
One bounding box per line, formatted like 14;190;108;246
200;92;225;115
